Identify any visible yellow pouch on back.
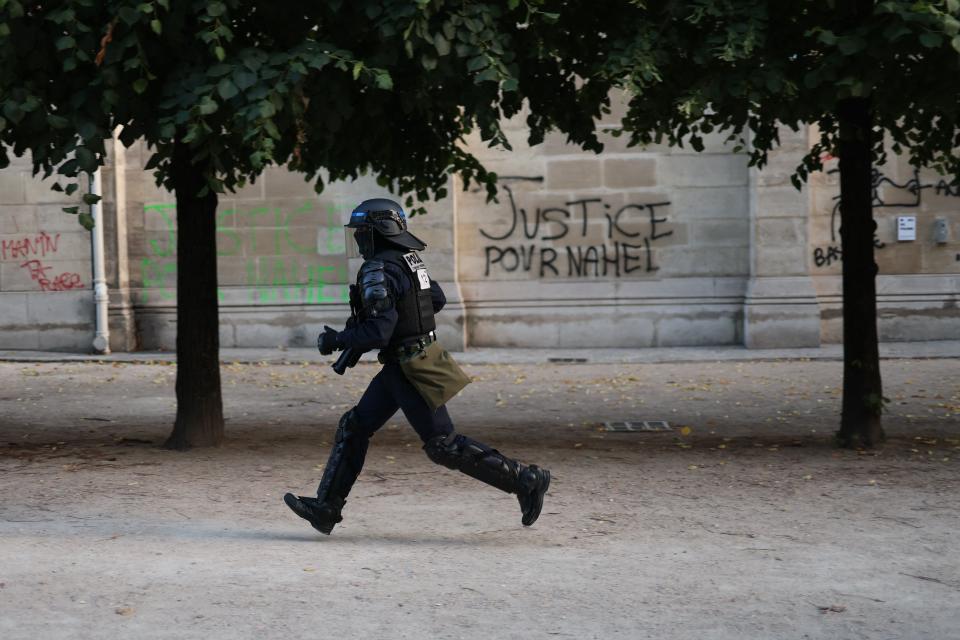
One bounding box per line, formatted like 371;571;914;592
399;341;471;412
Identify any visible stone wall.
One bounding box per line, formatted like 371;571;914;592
0;153;92;350
2;116;958;352
106;140;464;351
808;138;960;343
454;102;751;347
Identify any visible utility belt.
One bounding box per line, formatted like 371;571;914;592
378;330;437;364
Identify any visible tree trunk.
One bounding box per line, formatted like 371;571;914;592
163;139;224;449
834;96;884;448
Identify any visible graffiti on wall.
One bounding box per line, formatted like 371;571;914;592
480;184;672;278
19;260;84;291
813;168;960;268
827;168;960;241
0;231;85;291
141;202;349;304
1;231;61;261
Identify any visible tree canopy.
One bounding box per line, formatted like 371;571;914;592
0;0;619;219
595;0;960;447
0;0;632;448
4;1;956;448
600;0;960;185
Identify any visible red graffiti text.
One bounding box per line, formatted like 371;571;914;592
1;232;61;261
19;260;84;291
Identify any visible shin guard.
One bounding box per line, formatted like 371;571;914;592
423;433;530;494
423;432;551;526
316;408;370;510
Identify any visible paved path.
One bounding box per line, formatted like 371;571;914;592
2;339;960;365
0;357;958;639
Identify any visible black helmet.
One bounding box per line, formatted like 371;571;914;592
346;198;426;251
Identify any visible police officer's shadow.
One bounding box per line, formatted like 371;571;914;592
233;527;532;547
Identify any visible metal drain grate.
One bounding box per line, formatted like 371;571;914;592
601;420;672;432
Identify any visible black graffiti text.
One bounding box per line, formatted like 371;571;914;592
480;185;672;278
484;240;660;278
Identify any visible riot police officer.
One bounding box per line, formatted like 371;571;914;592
284;198;551;535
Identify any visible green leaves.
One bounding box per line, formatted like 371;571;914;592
599;0;960;198
258;100;275;118
6;0;24;19
263;119;280;140
0;0;706;217
75;147;97;173
207;2;227;17
375;71;394;90
919;31;944;47
58;159;78;176
198;96;218;115
55;35;75;51
467;55;488;71
233;68;257;90
837;36;866;55
434;32;451;56
118;6;140;25
217;78;239;100
2;100;24;124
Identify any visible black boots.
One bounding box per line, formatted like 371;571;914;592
423;432;551;527
283;493;343;535
516;464;551;526
287;418;551;534
284;409;369;535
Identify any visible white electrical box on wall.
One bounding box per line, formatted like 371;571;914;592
897;216;917;241
933;218;950;244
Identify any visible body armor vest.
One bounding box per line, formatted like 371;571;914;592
368;248;436;347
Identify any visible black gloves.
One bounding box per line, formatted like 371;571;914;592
317;325;342;355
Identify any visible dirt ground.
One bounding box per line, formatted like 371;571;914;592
1;358;958;640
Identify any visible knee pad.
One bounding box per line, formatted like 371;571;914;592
423;432;463;469
423;432;520;494
336;408;368;443
424;432;496;470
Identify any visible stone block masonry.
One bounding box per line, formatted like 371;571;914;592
2;109;958;351
0;166;92;350
137;199;351;307
545;158;603;191
603;158;657;189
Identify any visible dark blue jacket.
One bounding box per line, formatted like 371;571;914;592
337;260;446;351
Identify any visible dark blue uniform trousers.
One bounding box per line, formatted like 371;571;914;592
352;363;454;442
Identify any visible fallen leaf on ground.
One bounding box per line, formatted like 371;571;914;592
816;604;846;614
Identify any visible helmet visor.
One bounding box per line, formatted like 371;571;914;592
345;209;407;236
